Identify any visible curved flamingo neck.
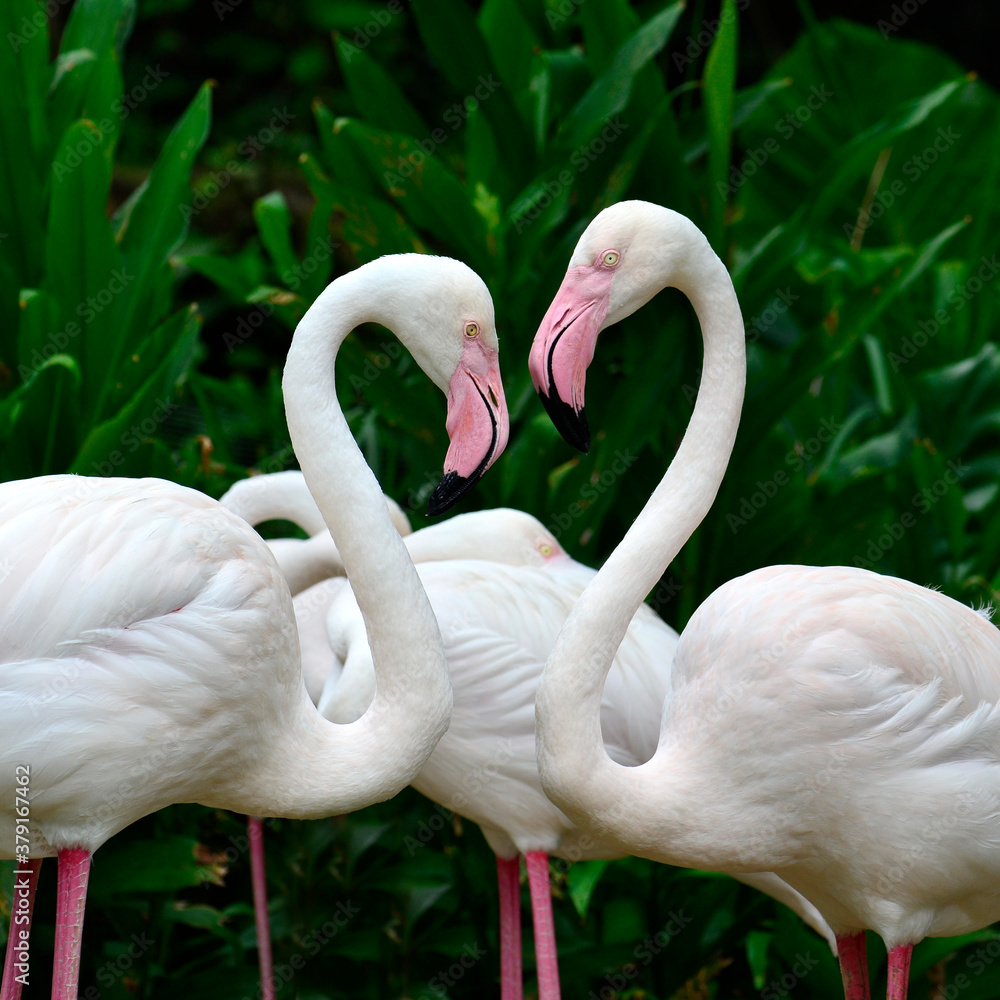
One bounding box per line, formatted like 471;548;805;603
263;263;452;813
536;235;745;833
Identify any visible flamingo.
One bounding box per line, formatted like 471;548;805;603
220;470;413;596
314;510;836;1000
220;470;414;998
0;253;509;1000
528;200;1000;1000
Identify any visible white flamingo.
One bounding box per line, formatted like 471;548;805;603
220;470;413;596
0;253;509;1000
528;200;1000;1000
315;510;836;1000
220;469;414;996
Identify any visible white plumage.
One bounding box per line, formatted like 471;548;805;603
314;510;835;1000
530;200;1000;1000
0;252;510;1000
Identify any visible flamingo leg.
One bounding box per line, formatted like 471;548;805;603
248;817;275;1000
1;859;41;1000
886;944;912;1000
52;848;91;1000
836;932;870;1000
496;856;523;1000
524;852;561;1000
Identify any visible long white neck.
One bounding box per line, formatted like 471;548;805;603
242;265;453;817
535;238;745;834
220;471;329;536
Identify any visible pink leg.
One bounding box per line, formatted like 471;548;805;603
886;944;912;1000
1;859;41;1000
496;856;523;1000
524;852;561;1000
52;848;91;1000
836;932;870;1000
248;817;275;1000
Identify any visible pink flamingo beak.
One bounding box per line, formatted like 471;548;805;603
528;263;614;453
428;339;510;515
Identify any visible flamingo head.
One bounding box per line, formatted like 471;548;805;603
529;201;699;452
385;256;510;515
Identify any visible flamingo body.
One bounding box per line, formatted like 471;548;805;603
0;475;300;856
662;565;1000;948
0;252;510;998
529;200;1000;1000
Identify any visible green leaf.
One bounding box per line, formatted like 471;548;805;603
313;101;381;197
555;2;684;152
0;0;51;335
567;859;608;918
0;353;81;448
47;47;123;168
478;0;540;128
410;0;532;175
89;835;224;898
41;118;121;417
97;81;212;421
703;0;739;249
60;0;135;60
337;119;490;274
745;929;772;990
71;304;200;476
15;287;61;375
862;333;893;415
1;356;83;478
334;35;428;139
253;190;299;281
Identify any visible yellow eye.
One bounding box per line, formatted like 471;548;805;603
602;251;620;267
465;322;480;338
538;542;553;557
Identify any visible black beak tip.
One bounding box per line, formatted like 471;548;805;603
538;388;590;454
427;471;479;516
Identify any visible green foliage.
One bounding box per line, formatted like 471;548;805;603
2;2;1000;999
0;0;210;481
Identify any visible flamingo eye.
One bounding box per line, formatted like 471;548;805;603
537;541;554;557
602;251;620;267
465;322;480;338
